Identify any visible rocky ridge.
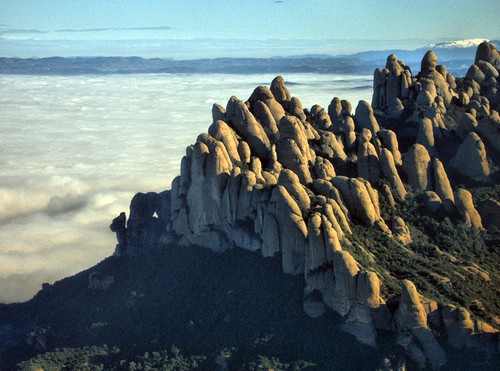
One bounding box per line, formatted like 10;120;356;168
111;42;500;369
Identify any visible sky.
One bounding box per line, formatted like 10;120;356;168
1;0;499;58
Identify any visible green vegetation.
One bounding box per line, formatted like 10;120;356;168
343;191;500;327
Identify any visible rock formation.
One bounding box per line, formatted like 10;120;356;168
402;144;432;191
110;45;500;369
450;132;491;182
454;188;483;229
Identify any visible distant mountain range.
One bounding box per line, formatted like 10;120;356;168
350;39;500;73
0;39;498;77
0;55;367;75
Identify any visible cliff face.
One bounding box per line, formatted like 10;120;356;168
112;43;500;369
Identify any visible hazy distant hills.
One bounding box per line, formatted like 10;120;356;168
0;56;366;75
350;39;500;73
2;40;498;76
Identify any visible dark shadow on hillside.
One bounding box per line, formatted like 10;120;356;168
0;243;389;370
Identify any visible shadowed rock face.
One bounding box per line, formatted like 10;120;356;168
110;48;500;369
450;132;491;181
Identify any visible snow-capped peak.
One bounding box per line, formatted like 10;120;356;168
430;38;489;49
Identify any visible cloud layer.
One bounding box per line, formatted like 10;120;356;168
0;73;371;303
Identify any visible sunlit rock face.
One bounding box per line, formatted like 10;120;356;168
111;43;500;369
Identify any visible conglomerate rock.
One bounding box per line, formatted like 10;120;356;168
110;47;500;367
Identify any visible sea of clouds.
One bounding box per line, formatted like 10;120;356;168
0;73;372;303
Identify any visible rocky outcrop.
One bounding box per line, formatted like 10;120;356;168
420;51;454;107
355;100;380;133
88;272;114;291
477;198;500;231
226;96;271;159
380;148;407;201
467;42;500;110
432;158;455;213
268;185;308;274
110;49;500;367
454;188;483;229
442;305;499;352
111;192;167;256
270;75;291;107
450;132;490;182
392;217;412;245
456;112;478;139
277;115;313;184
395;280;447;369
330;177;385;229
402;144;432;191
416;117;436;155
372;54;412;112
357;129;380;183
476;111;500;154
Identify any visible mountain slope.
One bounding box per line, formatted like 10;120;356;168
1;244;385;370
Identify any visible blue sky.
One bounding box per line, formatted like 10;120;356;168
1;0;499;57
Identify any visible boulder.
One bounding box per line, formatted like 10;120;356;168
226;96;271;159
289;96;307;123
265;144;283;176
379;148;407;201
476;111;500;154
248;85;286;123
402;144;432;191
387;98;405;119
342;116;357;153
392;217;412;245
270;75;291;106
208;120;241;164
454;188;483;229
277;169;311;213
341;100;352;116
377;129;402;166
423;191;442;213
357;138;380;183
313;107;332;130
475;41;500;69
449;132;490;181
267;186;308;275
306;212;339;272
420;51;454;106
110;212;127;256
212;103;226;122
332;250;360;316
477;198;500;231
318;131;347;161
126;192;163;255
355;100;380;133
372;67;388;110
321;201;347;240
276;138;312;185
330;176;380;227
395;280;427;329
252;100;279;142
237;140;251;164
456;112;478;139
432;158;455;213
328;97;343;125
416;117;436;155
385;54;404;106
312;156;336;180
